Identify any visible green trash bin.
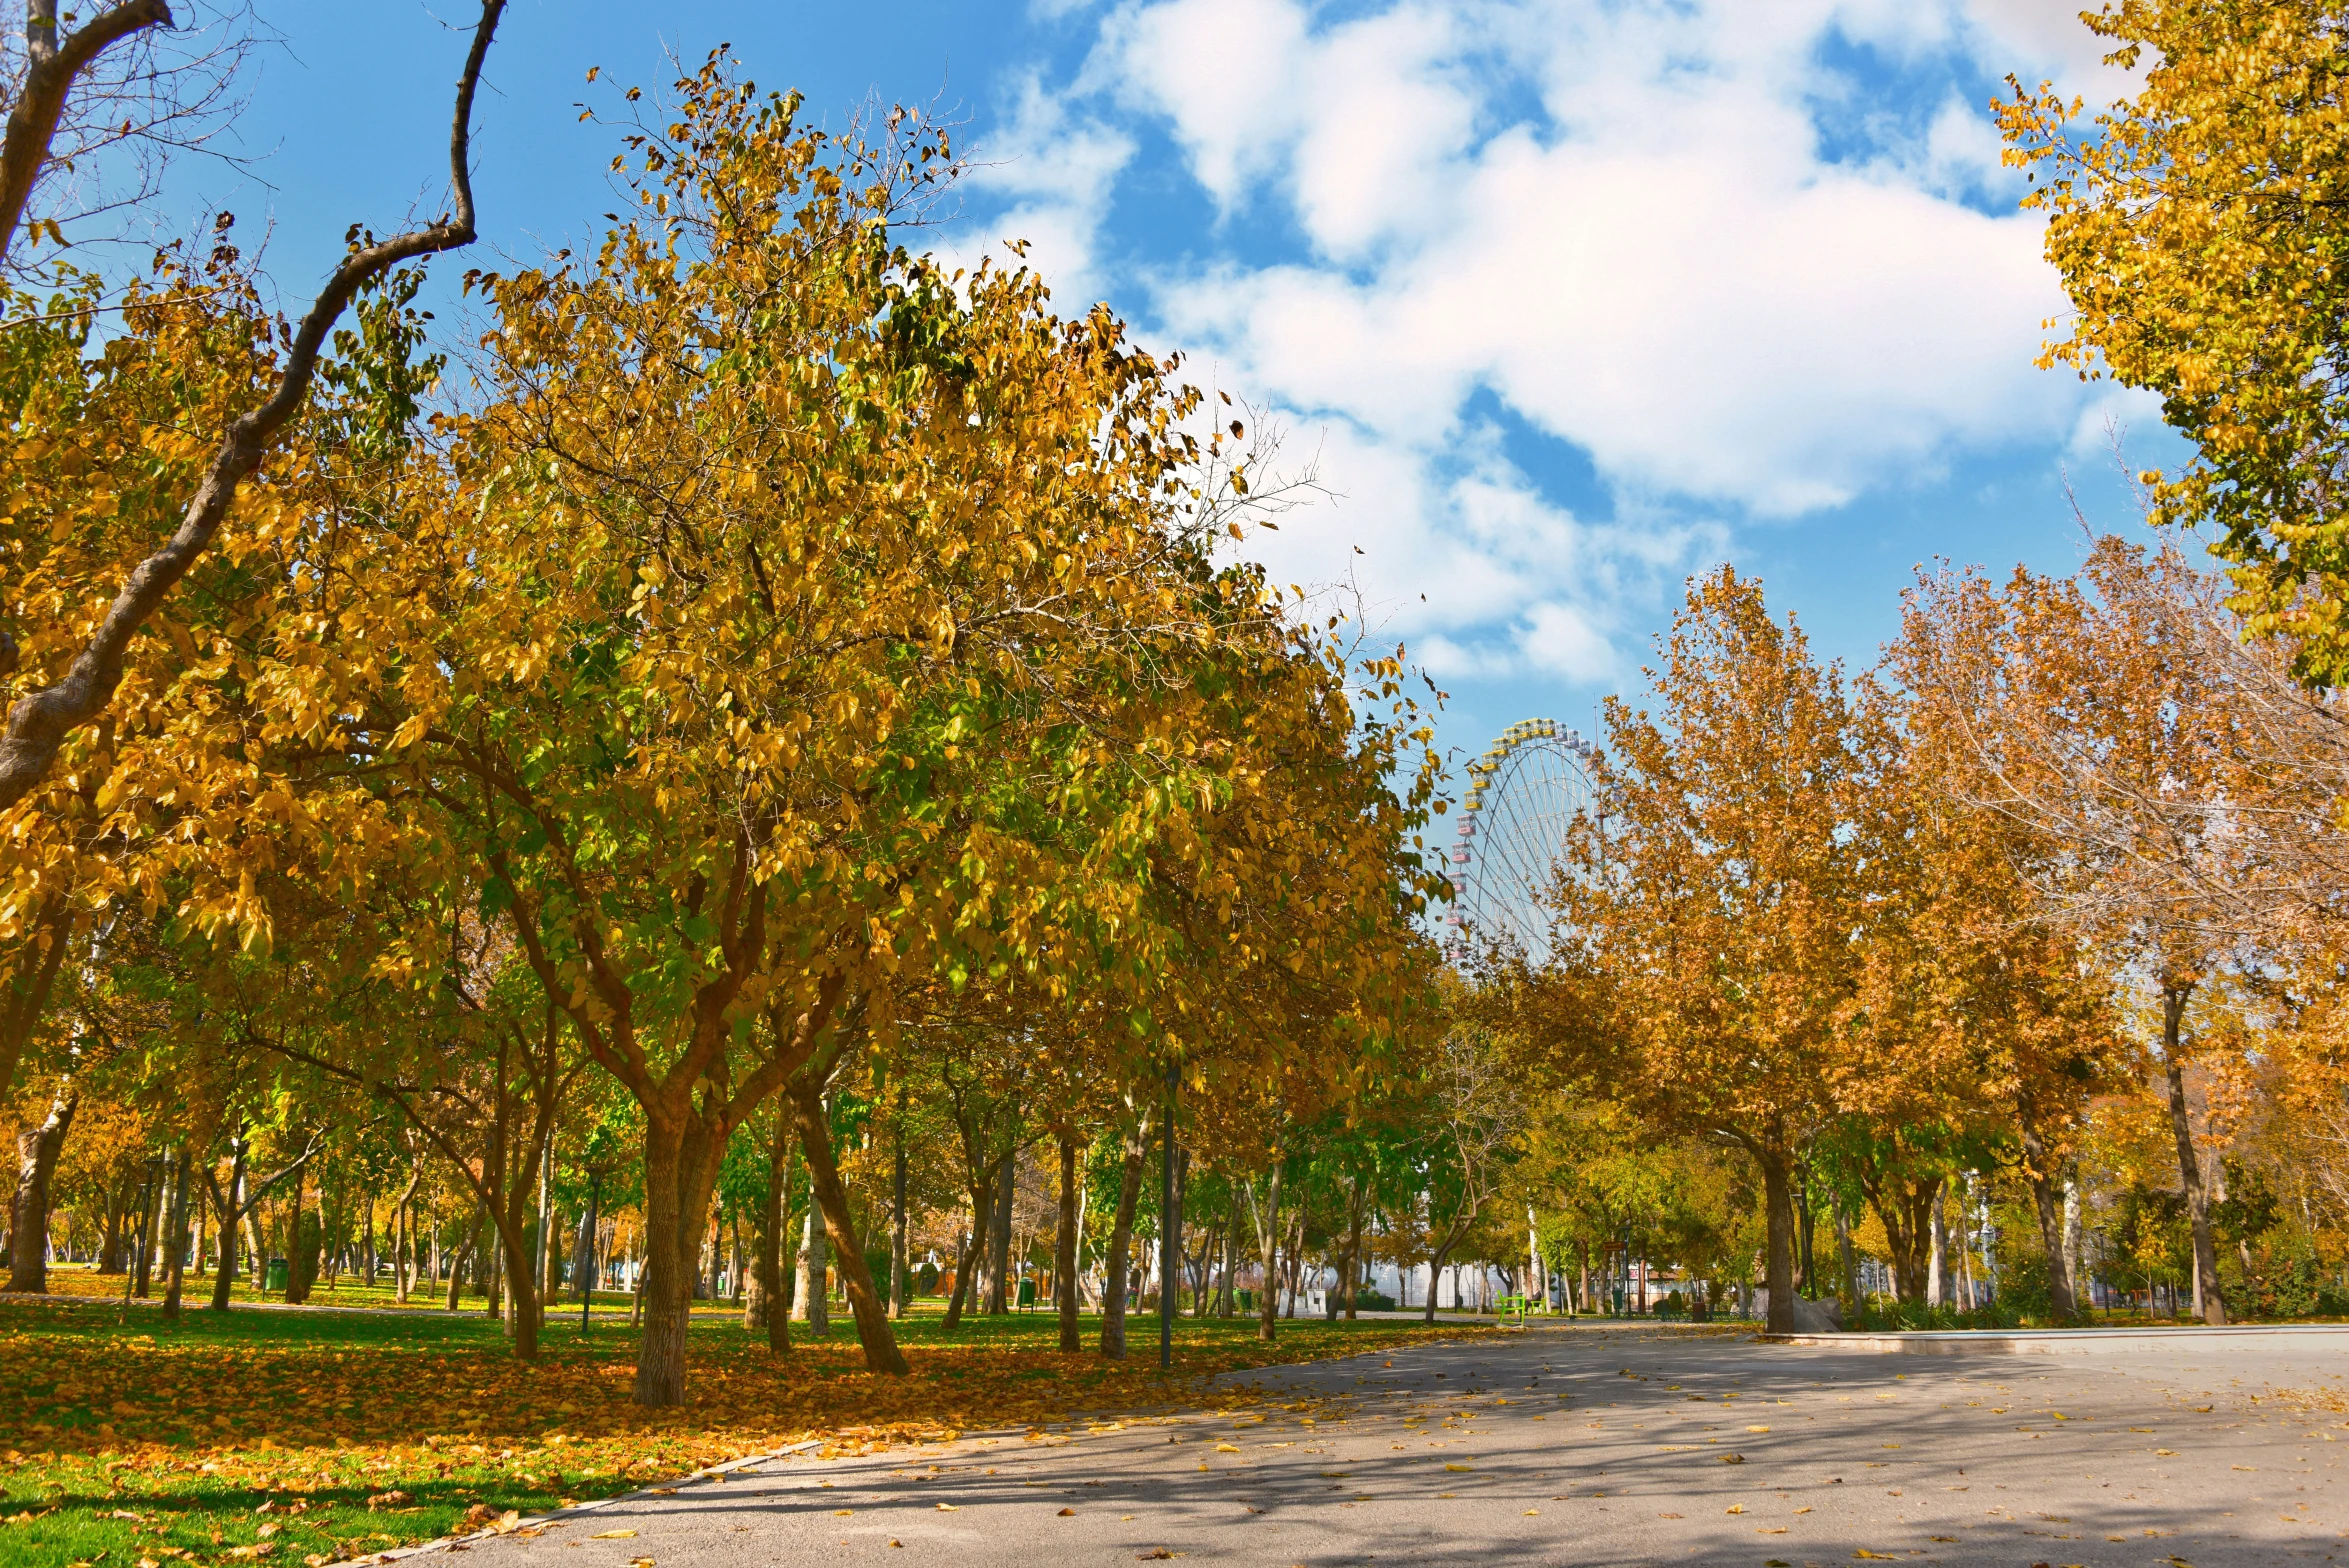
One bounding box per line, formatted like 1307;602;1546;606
264;1257;289;1292
1017;1277;1037;1311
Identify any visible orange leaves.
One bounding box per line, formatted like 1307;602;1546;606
1543;569;1865;1149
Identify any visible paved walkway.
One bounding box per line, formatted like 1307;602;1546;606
442;1321;2349;1566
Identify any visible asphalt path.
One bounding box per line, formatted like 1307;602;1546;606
444;1321;2349;1566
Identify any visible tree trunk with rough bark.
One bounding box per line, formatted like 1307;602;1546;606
747;1110;789;1349
208;1140;246;1311
0;898;70;1114
160;1148;190;1319
2017;1114;2077;1322
793;1199;829;1336
1862;1172;1939;1304
891;1116;910;1320
1099;1122;1145;1359
1342;1178;1365;1320
793;1083;907;1375
632;1111;729;1404
281;1159;306;1303
2161;983;2226;1325
1755;1141;1798;1334
985;1152;1014;1314
1252;1167;1284;1341
1056;1132;1081;1352
6;1082;76;1292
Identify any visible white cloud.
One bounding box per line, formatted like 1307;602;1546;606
951;72;1135;310
1096;0;1312;207
1232;414;1716;684
1961;0;2146;104
983;0;2131;685
2065;384;2169;467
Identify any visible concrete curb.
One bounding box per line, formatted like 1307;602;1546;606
357;1439;827;1563
1764;1324;2349;1355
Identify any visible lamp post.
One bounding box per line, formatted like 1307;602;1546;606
581;1170;599;1333
1159;1059;1179;1370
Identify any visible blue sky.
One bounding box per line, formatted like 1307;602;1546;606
120;0;2183;773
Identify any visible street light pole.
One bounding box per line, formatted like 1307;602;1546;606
581;1171;598;1333
1159;1060;1179;1371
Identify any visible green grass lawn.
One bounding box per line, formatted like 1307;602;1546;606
0;1286;1481;1567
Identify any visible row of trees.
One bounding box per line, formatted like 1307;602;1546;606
0;14;1460;1406
1425;0;2349;1334
1475;538;2349;1334
17;0;2349;1397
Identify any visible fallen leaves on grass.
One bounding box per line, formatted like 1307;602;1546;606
0;1307;1478;1568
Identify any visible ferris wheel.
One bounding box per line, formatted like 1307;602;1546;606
1443;718;1603;960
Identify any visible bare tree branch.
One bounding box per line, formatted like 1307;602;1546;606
0;0;174;269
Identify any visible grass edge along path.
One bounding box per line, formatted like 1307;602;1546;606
0;1298;1495;1568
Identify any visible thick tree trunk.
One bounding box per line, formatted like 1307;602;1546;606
986;1152;1014;1314
6;1082;76;1292
2161;990;2226;1325
99;1172;129;1273
1927;1186;1947;1308
211;1150;243;1314
0;897;71;1116
634;1134;690;1402
160;1148;190;1319
890;1106;909;1319
210;1141;246;1311
2016;1114;2077;1323
492;1205;541;1363
1343;1180;1365;1320
1756;1142;1798;1334
1833;1203;1859;1314
1795;1181;1815;1297
1864;1174;1938;1305
1099;1123;1144;1359
445;1220;471;1311
944;1154;997;1332
633;1114;723;1404
282;1159;307;1303
1253;1167;1284;1341
794;1199;830;1335
793;1084;908;1375
1056;1132;1081;1352
941;1224;976;1329
747;1110;788;1347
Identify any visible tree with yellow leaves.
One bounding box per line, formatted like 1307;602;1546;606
1544;568;1866;1334
1999;0;2349;682
230;57;1435;1405
0;1;507;808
